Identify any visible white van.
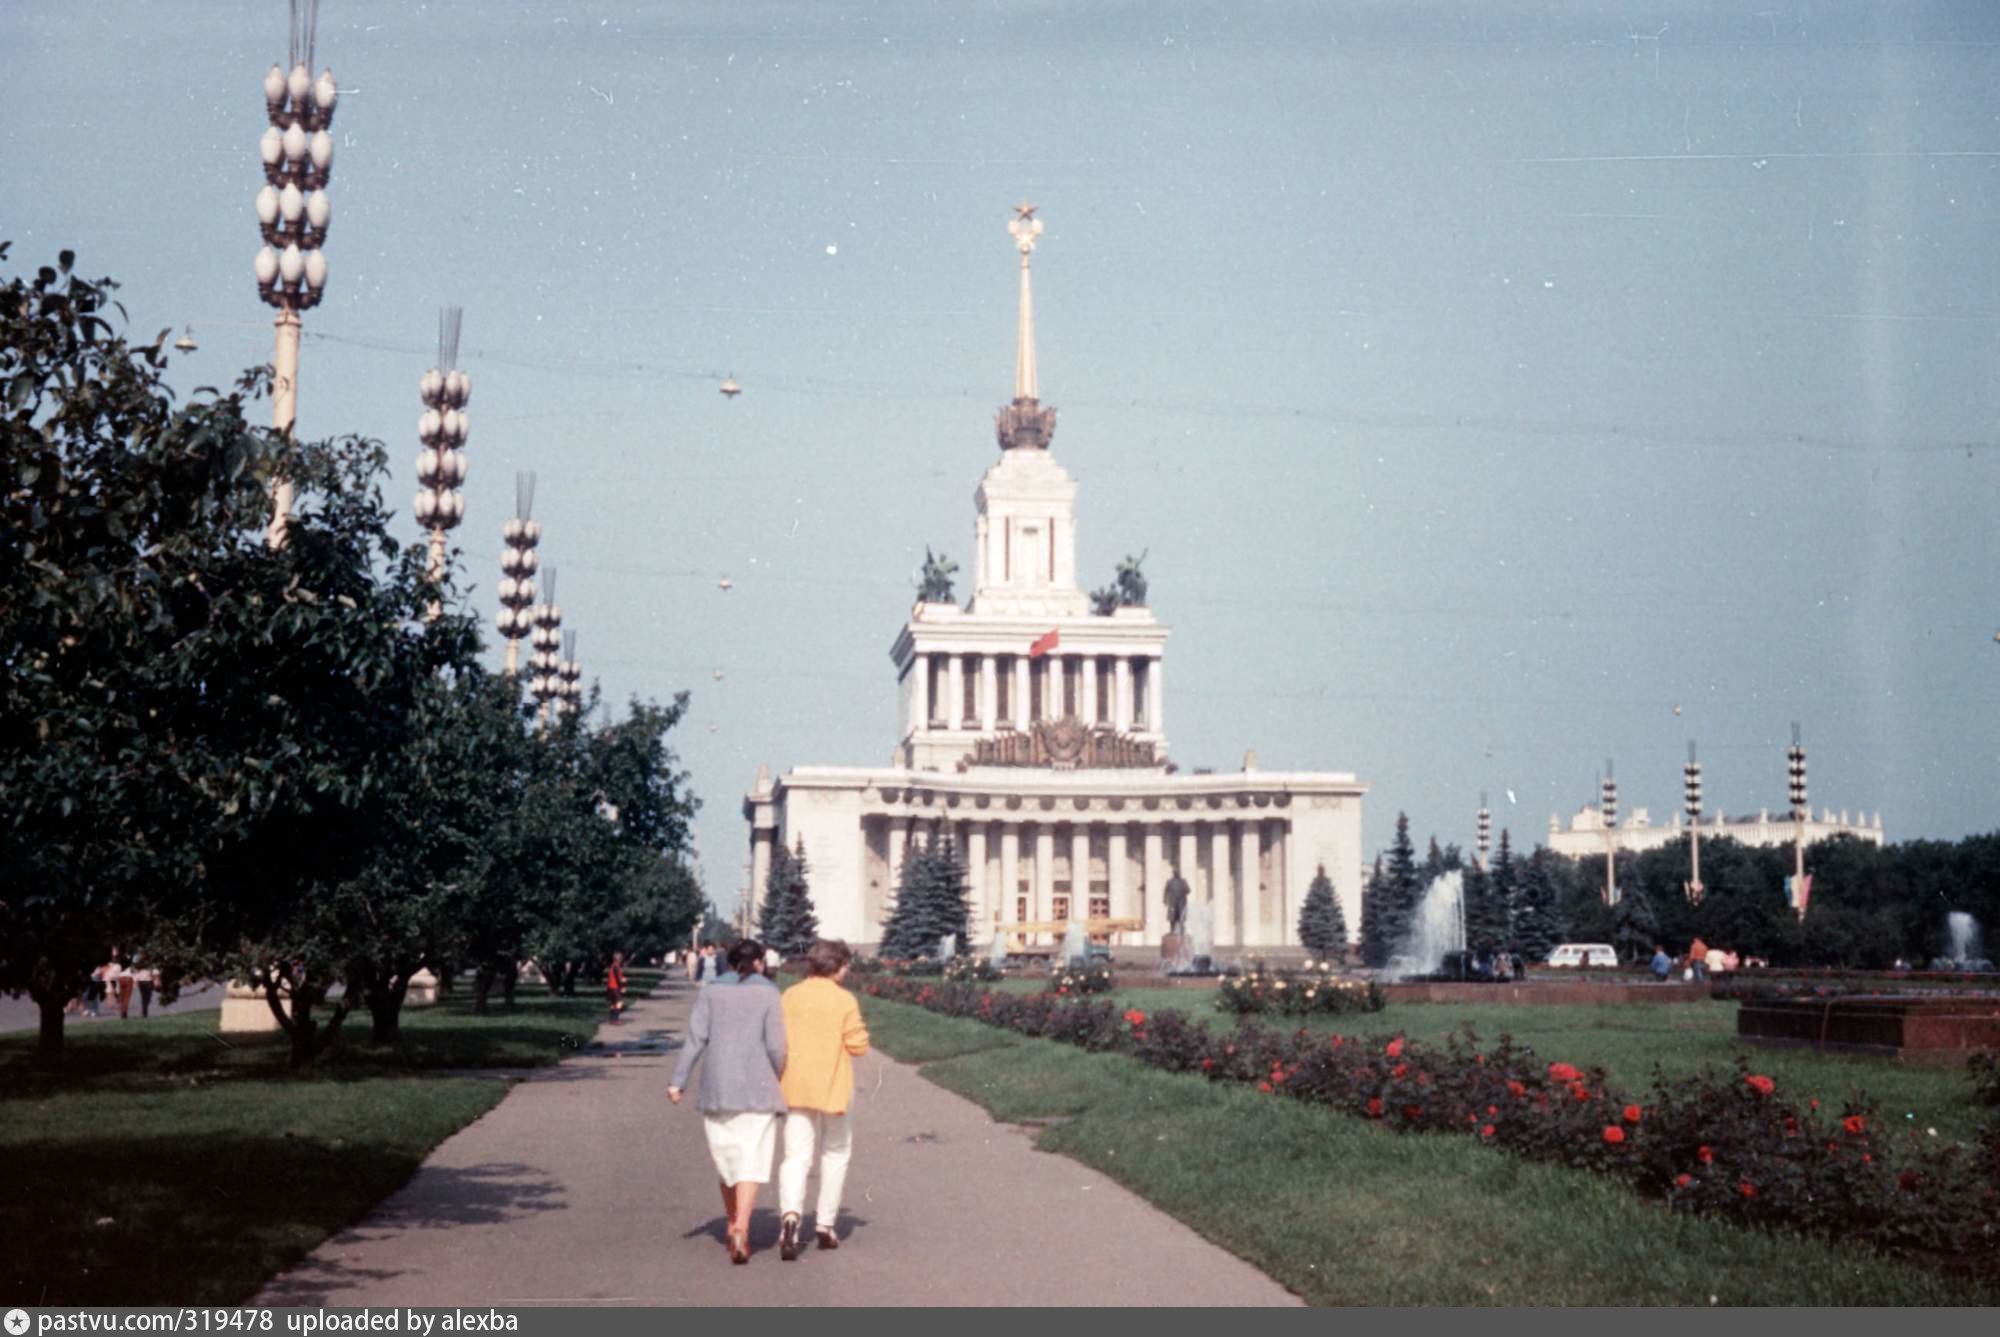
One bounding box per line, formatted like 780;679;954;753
1545;942;1618;968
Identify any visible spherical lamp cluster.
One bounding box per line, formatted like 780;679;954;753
413;363;471;532
525;573;570;714
254;60;336;310
496;501;542;659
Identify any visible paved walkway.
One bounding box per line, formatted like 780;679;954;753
259;978;1298;1307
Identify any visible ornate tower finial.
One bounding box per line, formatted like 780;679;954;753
996;201;1057;451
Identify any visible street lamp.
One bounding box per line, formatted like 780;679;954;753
1787;724;1810;915
253;8;336;548
413;306;469;608
1475;793;1492;870
1600;759;1619;905
496;472;540;677
528;570;564;725
556;631;584;716
1683;742;1704;905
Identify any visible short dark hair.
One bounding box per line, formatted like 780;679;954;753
805;939;852;977
727;939;764;974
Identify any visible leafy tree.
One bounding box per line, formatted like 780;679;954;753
1296;865;1348;960
880;835;971;959
0;246;289;1059
759;836;821;958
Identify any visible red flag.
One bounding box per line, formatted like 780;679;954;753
1028;628;1060;659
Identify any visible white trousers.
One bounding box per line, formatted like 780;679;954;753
778;1109;853;1226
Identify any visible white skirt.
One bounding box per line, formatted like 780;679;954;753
703;1110;779;1186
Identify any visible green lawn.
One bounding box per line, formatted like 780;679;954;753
863;994;1998;1305
1;984;620;1306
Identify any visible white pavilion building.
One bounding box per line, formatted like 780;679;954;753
743;206;1366;955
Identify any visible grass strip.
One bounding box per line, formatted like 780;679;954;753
0;987;616;1305
864;995;1995;1306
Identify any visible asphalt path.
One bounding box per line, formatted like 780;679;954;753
0;981;225;1034
259;977;1300;1307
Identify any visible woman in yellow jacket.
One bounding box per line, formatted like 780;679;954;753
776;939;870;1260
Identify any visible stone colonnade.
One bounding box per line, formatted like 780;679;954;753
866;807;1294;949
905;651;1162;736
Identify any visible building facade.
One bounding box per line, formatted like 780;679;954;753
1546;805;1885;860
744;206;1366;953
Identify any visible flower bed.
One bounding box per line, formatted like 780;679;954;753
1216;961;1385;1016
856;975;2000;1276
1051;961;1115;995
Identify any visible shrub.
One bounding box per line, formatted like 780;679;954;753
943;956;1003;984
1051;960;1114;995
1216;960;1384;1016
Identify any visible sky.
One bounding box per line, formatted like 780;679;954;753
4;1;1996;916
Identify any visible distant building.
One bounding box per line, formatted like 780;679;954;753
1546;805;1884;859
742;208;1367;952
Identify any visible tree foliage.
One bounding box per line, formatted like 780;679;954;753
758;836;821;958
881;835;971;960
1296;865;1348;960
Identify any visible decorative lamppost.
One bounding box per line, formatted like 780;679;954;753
1683;742;1704;904
1600;760;1619;904
528;570;564;725
1786;724;1810;916
556;631;584;716
1475;793;1492;871
413;306;470;603
253;3;336;547
496;473;540;677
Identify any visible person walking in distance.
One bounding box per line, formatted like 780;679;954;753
776;939;871;1260
668;939;788;1264
606;951;628;1026
132;954;157;1018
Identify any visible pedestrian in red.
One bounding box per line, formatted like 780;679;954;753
606;951;628;1026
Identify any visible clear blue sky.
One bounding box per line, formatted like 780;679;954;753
5;1;1996;917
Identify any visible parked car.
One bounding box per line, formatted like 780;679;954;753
1545;942;1618;968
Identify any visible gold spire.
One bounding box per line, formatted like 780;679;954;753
1009;201;1044;401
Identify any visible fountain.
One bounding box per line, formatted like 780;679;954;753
1930;911;1990;971
1386;871;1465;981
1058;918;1089;969
987;926;1011;971
1187;899;1215;972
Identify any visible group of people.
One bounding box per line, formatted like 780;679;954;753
668;937;870;1265
1651;939;1742;982
70;950;157;1019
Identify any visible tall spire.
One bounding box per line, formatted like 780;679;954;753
1011;201;1042;400
996;201;1057;451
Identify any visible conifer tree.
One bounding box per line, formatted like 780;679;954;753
1460;860;1500;954
1359;854;1388;967
1297;865;1348;960
1377;813;1421;962
757;836;820;958
880;834;972;959
1487;829;1519;949
1510;847;1563;961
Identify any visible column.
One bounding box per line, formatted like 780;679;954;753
888;819;908;899
979;655;997;731
1081;655;1098;726
1033;824;1056;943
1210;821;1235;947
967;821;989;938
907;653;928;735
1108;823;1130;935
749;827;774;914
947;653;965;728
1147;655;1164;734
1114;657;1132;731
1142;824;1164;943
1000;823;1022;943
1070;823;1091;923
1042;656;1059;721
1176;825;1198;897
1014;656;1031;728
1242;818;1264;946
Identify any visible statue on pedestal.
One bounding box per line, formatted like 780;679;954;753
1163;867;1191;934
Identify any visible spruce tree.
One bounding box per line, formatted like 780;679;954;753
1511;847;1562;961
1379;813;1421;962
1460;860;1500;954
1297;865;1348;960
1359;854;1388;968
758;836;820;958
880;834;972;959
1488;829;1519;950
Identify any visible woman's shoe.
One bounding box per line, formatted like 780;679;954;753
727;1232;750;1265
815;1227;840;1251
779;1213;801;1261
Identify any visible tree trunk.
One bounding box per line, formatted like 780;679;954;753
436;960;456;997
502;960;519;1007
32;988;65;1063
367;984;404;1044
472;966;495;1016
